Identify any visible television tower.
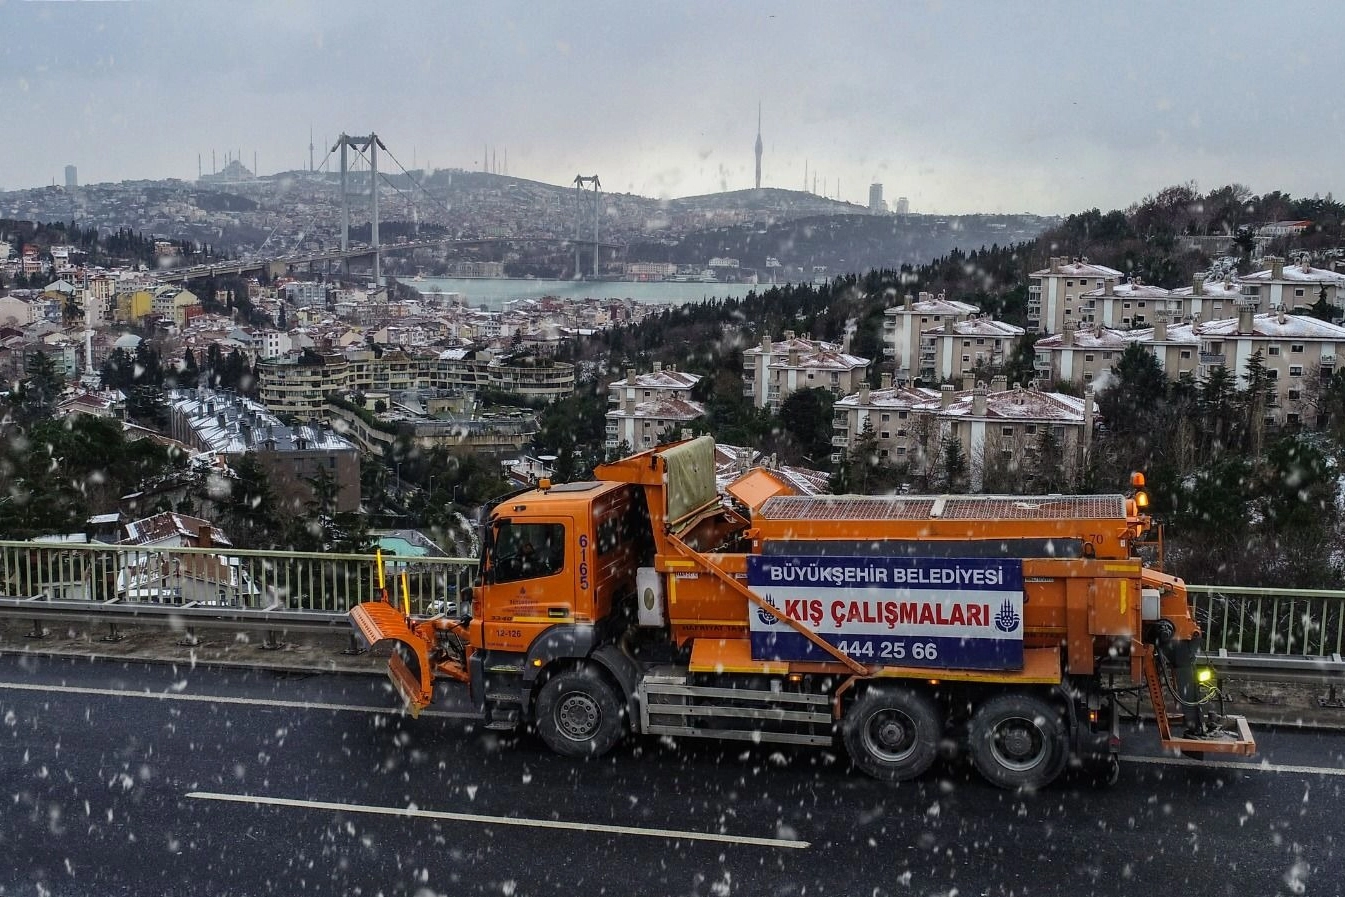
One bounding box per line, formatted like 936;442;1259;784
754;102;763;190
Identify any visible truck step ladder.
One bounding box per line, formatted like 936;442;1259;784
638;666;835;747
1141;647;1257;756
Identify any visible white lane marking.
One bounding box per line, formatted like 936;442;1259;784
1127;755;1345;777
0;680;476;719
185;790;811;849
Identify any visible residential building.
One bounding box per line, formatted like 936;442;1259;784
0;294;37;326
150;286;201;326
257;352;353;420
935;383;1094;491
1166;275;1244;323
282;281;328;307
1032;323;1139;387
917;316;1024;382
829;378;1094;490
484;356;575;400
1027;257;1126;334
830;373;940;465
118;512;258;605
1145;308;1345;426
257;348;574;419
605;364;704;452
882;292;979;380
1077;279;1172;329
114;289;153;323
1237;257;1345;315
741;331;869;410
167;388;360;512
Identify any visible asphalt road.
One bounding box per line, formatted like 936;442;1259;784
2;653;1343;897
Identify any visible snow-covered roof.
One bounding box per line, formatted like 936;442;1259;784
1176;311;1345;341
885;298;981;316
122;512;232;547
1030;261;1125;278
609;368;701;390
1240;263;1345;284
1080;282;1172;299
835;385;942;408
938;388;1090;423
1035;326;1140;350
1170;279;1243;299
920;318;1024;339
768;347;870;371
606;396;705;420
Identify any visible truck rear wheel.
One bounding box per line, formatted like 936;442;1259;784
967;693;1068;791
842;687;941;782
534;667;624;758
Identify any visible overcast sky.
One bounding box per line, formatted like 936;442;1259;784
2;0;1343;215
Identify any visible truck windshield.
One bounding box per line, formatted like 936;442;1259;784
491;521;566;584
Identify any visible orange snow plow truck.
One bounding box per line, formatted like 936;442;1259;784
351;436;1254;789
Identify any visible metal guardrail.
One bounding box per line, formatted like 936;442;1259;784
0;540;476;615
4;541;1345;676
0;595;350;647
1187;584;1345;659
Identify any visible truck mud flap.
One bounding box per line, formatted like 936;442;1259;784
349;601;434;716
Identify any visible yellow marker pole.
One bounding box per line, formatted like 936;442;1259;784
375;549;388;603
400;571;411;616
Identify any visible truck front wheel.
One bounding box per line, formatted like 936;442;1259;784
967;693;1068;791
842;687;941;782
534;667;625;758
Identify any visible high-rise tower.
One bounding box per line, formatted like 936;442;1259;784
754;102;763;190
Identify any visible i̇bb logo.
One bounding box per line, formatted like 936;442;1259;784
756;593;781;626
994;598;1021;633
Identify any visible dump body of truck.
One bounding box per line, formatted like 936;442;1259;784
351;436;1254;789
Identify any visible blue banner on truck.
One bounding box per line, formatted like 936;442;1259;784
746;555;1025;670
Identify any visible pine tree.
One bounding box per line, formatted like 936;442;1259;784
938;433;969;494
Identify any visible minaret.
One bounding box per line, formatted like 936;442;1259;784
754;102;763;190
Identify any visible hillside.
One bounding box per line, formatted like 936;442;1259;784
628;212;1055;275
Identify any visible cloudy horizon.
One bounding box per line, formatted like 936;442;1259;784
3;0;1344;216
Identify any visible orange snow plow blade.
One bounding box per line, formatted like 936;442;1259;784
350;601;434;716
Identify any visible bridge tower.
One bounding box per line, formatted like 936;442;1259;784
333;133;387;281
573;174;601;279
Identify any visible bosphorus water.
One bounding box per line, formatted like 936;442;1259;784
400;276;765;310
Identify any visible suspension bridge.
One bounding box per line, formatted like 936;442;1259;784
152;131;620;284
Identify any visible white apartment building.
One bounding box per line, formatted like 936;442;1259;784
283;281;329;308
1238;257;1345;315
741;331;870;410
605;364;704;451
1165;275;1244;323
1077;279;1172;329
882;292;979;380
830;373;940;465
1027;257;1125;334
1033;324;1139;386
830;378;1094;490
917;316;1024;382
1144;308;1345;425
937;384;1094;490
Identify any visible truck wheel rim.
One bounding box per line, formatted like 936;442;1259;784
556;692;601;741
862;709;918;763
989;716;1046;772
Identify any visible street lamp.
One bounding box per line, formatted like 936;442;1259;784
452;484;462;506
